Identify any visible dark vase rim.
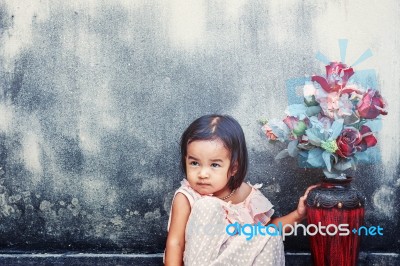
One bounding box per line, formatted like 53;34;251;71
320;176;353;184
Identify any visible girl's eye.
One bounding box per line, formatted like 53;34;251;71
211;163;221;168
189;161;199;166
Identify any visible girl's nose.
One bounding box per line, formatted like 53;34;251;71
199;167;209;179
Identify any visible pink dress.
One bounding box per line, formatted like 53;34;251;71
167;179;285;266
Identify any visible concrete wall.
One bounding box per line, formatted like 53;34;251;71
0;0;399;257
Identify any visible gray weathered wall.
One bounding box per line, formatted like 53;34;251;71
0;0;399;254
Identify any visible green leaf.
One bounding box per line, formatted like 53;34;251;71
343;112;360;125
305;128;322;146
329;119;344;140
304;95;319;107
323;168;340;178
258;118;268;125
323;168;347;179
322;151;333;172
288;140;299;157
275;149;289;160
306;106;322;117
333;159;352;171
307;148;325;167
293;121;307;137
297;142;315;150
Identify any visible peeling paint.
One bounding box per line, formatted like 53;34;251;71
144;208;161;220
373;185;396;219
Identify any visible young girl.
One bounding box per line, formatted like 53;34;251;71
165;114;315;266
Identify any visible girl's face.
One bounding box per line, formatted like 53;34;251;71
185;139;236;197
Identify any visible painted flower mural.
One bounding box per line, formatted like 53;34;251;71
262;53;387;179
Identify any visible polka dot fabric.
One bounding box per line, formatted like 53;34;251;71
168;180;285;265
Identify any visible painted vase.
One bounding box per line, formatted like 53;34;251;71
306;177;365;266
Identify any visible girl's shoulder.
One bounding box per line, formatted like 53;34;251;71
230;182;252;204
173;179;202;208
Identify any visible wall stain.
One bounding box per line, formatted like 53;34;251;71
0;0;398;254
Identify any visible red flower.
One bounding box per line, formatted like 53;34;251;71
336;126;377;158
336;127;362;158
312;62;354;93
357;89;388;119
357;125;377;152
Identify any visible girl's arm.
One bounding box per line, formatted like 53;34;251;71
270;184;319;231
165;193;191;266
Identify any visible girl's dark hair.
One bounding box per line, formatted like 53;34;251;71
180;114;248;190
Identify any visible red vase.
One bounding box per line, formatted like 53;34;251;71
306;177;365;266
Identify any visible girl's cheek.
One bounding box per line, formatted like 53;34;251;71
187;169;196;175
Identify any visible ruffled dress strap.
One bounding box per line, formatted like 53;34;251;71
248;183;275;225
223;182;274;225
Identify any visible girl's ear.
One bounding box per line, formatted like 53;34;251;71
231;161;239;176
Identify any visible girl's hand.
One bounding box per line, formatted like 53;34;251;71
270;184;321;230
295;184;320;221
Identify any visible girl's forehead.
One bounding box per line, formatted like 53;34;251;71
187;139;231;157
188;138;224;148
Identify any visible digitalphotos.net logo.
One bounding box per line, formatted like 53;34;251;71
225;222;384;241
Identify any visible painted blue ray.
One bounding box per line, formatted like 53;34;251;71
348;69;378;90
339;39;348;63
315;51;330;65
351;48;373;67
